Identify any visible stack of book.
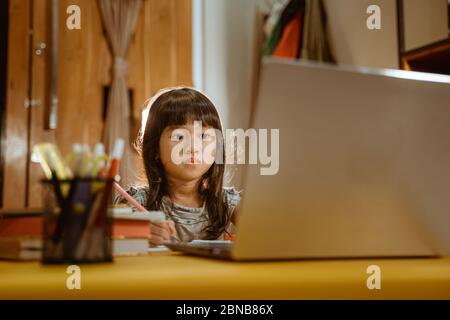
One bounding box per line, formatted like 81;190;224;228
0;208;43;261
111;207;160;256
0;207;162;261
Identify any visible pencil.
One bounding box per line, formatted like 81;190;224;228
113;182;147;212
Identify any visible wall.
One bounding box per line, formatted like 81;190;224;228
201;0;272;131
403;0;449;51
198;0;449;188
200;0;274;187
324;0;399;69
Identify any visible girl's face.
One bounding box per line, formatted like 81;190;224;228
159;121;217;182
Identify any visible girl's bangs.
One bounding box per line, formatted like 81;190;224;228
159;98;221;130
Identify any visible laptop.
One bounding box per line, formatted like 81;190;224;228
166;58;450;260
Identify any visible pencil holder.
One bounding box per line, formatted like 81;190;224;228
41;177;114;264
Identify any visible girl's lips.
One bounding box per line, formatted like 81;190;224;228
182;157;202;164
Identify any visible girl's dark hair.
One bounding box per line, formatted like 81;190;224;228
141;87;229;239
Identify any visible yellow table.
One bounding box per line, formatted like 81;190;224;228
0;252;449;299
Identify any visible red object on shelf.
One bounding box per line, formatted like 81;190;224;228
273;14;302;59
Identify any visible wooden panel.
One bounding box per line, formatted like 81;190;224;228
128;0;192;142
128;4;150;127
56;0;109;156
128;0;192;127
127;0;192;184
175;0;193;85
148;0;177;90
2;0;31;208
27;0;56;207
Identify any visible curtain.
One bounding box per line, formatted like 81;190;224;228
300;0;335;63
98;0;142;187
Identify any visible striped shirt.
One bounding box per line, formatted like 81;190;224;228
114;186;241;242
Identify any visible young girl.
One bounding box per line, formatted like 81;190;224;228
115;87;241;244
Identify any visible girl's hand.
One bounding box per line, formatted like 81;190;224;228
149;219;177;245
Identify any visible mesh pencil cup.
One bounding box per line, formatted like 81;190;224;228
41;177;114;264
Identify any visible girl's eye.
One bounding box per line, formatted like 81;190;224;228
202;132;213;141
171;133;184;141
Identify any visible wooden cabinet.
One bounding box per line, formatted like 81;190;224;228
3;0;32;209
2;0;192;209
399;0;450;74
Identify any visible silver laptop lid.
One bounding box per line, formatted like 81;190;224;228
233;58;450;260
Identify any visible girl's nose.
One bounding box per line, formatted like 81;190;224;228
189;142;201;155
183;135;201;155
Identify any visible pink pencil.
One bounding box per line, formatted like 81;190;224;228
113;182;147;212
